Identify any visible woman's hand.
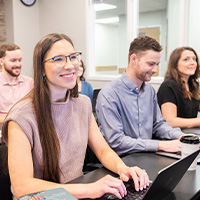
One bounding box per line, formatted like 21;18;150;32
88;175;127;199
119;166;149;192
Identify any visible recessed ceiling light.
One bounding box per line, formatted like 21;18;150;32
96;16;119;24
94;3;116;11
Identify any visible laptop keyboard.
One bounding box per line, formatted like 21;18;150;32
103;180;151;200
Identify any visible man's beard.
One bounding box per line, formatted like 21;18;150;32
4;63;21;77
137;70;153;82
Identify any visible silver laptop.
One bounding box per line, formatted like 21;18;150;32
182;127;200;136
156;151;200;164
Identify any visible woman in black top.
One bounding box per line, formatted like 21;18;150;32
157;46;200;128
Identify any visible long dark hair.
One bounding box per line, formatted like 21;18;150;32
79;60;86;81
32;33;78;182
164;46;200;100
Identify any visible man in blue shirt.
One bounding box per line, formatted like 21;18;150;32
96;36;183;156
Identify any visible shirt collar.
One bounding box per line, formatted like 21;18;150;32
0;72;24;85
120;71;146;93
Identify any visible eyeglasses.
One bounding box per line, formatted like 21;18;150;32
44;52;82;68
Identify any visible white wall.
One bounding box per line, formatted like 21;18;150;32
95;24;118;66
4;0;87;78
38;0;87;59
189;0;200;57
167;0;180;58
4;0;40;77
118;15;128;69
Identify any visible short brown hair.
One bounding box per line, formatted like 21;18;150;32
128;36;162;62
0;43;20;58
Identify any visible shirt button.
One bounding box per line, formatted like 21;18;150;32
139;123;141;127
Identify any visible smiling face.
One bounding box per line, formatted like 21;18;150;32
0;49;22;77
44;39;79;102
177;50;197;81
129;50;160;87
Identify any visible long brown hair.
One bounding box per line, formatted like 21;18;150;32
79;60;86;81
32;33;78;182
164;47;200;100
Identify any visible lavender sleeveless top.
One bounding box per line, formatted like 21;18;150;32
3;94;92;183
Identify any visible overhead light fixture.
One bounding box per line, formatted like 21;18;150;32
94;3;116;11
96;16;119;24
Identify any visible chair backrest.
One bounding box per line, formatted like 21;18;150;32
92;89;101;113
0;143;12;200
92;89;101;124
83;89;102;173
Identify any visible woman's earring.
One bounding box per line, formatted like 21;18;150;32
42;75;46;82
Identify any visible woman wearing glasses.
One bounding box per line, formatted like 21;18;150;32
157;46;200;128
2;33;149;199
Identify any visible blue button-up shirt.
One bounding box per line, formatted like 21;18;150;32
96;72;182;155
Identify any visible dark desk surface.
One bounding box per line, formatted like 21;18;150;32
70;152;200;200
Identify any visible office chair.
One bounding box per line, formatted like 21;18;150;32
83;146;102;174
92;89;101;125
0;143;12;200
83;89;102;174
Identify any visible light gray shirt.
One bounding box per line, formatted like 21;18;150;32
96;72;182;155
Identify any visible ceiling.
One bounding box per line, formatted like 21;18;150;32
95;0;168;19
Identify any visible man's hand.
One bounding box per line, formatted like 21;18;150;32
158;140;181;152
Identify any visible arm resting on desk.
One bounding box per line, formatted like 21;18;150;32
7;117;149;199
161;102;200;128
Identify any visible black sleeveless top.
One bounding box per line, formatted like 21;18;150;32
157;78;200;118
